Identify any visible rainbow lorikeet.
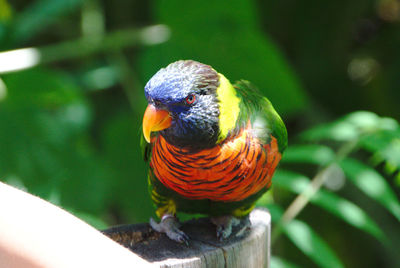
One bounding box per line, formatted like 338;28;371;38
142;60;287;243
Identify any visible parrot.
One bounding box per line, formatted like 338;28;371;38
141;60;287;243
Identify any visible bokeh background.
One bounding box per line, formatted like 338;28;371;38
1;0;400;267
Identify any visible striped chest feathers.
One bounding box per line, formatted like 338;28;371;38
150;127;281;202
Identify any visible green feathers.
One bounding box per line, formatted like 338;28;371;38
211;73;287;151
234;80;288;152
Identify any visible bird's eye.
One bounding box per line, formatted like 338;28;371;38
185;94;196;105
154;100;162;107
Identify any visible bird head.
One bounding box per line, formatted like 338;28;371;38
142;60;239;149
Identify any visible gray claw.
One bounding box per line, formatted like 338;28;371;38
216;223;232;240
211;215;248;240
150;215;189;245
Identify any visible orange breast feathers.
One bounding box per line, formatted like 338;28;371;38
150;128;281;202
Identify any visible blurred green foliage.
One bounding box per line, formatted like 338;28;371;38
267;111;400;268
1;0;400;267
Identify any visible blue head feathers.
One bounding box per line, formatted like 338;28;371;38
144;60;221;148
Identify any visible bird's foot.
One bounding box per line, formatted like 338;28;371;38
150;214;189;245
211;215;251;240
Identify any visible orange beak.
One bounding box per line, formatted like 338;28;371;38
142;104;172;143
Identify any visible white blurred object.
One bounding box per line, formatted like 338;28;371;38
0;47;41;74
140;24;171;45
347;57;379;85
323;163;346;191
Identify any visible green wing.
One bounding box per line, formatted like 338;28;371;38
234;80;288;153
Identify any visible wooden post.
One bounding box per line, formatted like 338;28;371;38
103;208;271;268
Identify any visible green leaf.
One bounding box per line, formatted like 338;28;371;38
12;0;83;44
301;111;398;142
3;68;84;108
274;170;386;241
0;67;110;214
139;0;308;116
101;113;154;222
313;190;387;241
271;256;301;268
282;144;336;165
340;158;400;221
359;130;400;174
301;116;361;142
265;203;285;223
285;220;344;268
360;130;400;154
267;204;343;267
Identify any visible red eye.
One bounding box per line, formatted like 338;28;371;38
185;94;196;105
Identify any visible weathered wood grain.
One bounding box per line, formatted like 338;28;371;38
103;208;270;268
